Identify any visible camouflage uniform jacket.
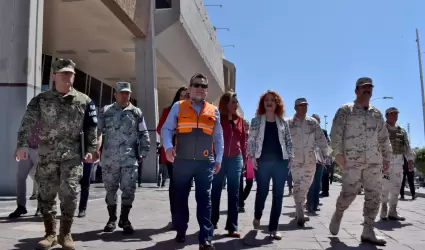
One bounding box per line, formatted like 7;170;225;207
287;116;329;164
330;101;392;164
98;102;150;167
17;89;98;162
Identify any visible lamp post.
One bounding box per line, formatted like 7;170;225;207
205;4;223;7
324;115;328;130
416;28;425;141
213;26;230;31
371;96;394;101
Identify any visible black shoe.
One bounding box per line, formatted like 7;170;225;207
138;183;142;188
77;210;86;218
104;205;117;232
313;207;321;212
239;207;245;213
175;233;186;243
320;193;329;197
213;224;218;229
29;194;37;200
118;205;134;234
8;206;27;218
400;196;405;200
412;195;416;200
199;241;214;249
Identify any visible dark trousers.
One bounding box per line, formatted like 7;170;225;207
400;170;415;198
137;162;143;184
172;159;214;244
307;164;324;209
286;171;293;191
79;163;94;211
239;176;253;208
321;166;330;195
254;159;289;232
211;155;243;232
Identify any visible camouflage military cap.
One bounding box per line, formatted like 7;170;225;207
385;107;399;114
312;114;320;121
356;77;373;87
52;58;76;74
116;82;132;92
295;98;308;106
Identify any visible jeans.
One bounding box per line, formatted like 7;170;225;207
158;164;168;186
254;159;289;232
172;159;214;244
166;162;175;216
211;155;243;232
79;163;93;211
307;164;324;209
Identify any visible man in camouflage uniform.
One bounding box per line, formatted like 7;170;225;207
380;107;415;221
287;98;329;226
329;77;392;246
16;59;98;250
98;82;150;234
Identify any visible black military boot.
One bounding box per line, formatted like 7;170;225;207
8;206;27;218
118;205;134;234
103;205;117;232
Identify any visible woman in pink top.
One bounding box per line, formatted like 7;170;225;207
239;120;254;212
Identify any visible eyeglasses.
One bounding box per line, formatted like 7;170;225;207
191;83;208;89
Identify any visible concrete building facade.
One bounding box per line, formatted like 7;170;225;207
0;0;237;196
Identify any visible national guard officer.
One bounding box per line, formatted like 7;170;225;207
286;98;329;226
98;82;150;235
16;58;98;250
161;73;224;249
329;77;392;246
380;107;415;220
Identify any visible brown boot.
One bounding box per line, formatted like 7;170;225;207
58;219;76;250
36;219;57;250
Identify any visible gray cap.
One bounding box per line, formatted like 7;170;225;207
116;82;132;92
385;107;399;114
295;98;308;106
52;58;76;74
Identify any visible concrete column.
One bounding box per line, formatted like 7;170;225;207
135;0;159;183
0;0;44;196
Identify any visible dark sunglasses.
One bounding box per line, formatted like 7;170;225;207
191;83;208;89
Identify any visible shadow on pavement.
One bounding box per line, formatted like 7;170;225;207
257;219;313;233
0;215;43;224
325;237;379;250
375;220;413;231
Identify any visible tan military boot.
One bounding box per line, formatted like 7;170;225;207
380;203;388;220
295;203;307;226
388;206;405;221
36;219;57;250
329;210;343;235
360;224;386;246
58;219;75;250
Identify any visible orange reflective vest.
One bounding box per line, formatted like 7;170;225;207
175;100;216;161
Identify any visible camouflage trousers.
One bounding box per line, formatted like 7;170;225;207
35;158;83;221
291;162;316;204
381;155;404;206
336;162;382;225
102;165;138;206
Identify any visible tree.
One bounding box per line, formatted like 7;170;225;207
414;147;425;175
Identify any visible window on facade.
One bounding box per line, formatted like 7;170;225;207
156;0;171;9
89;77;101;107
73;69;87;94
101;83;112;107
42;54;52;91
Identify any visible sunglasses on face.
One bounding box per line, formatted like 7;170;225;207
191;83;208;89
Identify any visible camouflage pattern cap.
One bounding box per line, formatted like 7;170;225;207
116;82;132;92
312;114;320;121
295;97;308;106
52;58;76;74
385;107;399;114
356;77;373;87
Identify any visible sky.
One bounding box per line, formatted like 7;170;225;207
206;0;425;147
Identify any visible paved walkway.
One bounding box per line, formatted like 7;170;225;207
0;182;424;249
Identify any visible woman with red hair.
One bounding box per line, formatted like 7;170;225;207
247;90;293;240
211;91;246;238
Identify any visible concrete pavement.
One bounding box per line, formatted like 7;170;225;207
0;183;424;249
